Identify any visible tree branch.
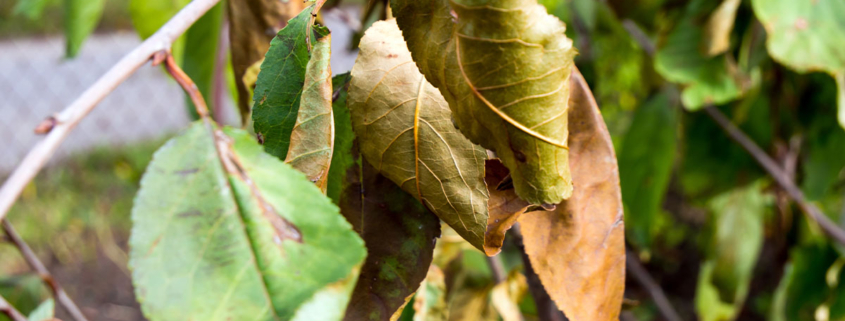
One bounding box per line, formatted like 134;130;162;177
0;0;223;221
2;220;89;321
0;293;27;321
626;250;683;321
704;106;845;244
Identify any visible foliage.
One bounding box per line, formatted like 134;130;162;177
5;0;845;320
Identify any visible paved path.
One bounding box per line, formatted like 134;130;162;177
0;8;359;173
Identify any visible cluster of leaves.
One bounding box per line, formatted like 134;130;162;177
126;0;626;319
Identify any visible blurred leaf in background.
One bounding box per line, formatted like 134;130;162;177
64;0;106;57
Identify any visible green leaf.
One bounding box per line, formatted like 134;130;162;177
802;110;845;202
654;0;746;110
327;73;354;205
227;0;308;121
129;0;189;40
27;299;53;321
63;0;106;57
751;0;845;129
619;93;679;250
348;20;489;250
696;181;772;321
252;5;316;161
341;162;441;321
771;243;840;321
130;122;366;320
391;0;578;205
285;25;334;193
181;2;223;120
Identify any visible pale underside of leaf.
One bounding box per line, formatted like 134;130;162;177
285;26;334;193
518;69;626;321
130;122;365;320
349;20;489;250
391;0;577;205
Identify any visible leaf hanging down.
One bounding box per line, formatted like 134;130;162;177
519;70;626;321
348;20;489;250
27;299;54;321
751;0;845;129
228;0;308;121
390;0;577;205
253;5;317;160
341;161;441;321
130;122;365;320
619;93;679;251
181;2;224;120
695;180;772;321
64;0;106;57
285;26;334;193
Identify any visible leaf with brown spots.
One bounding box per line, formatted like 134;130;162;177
348;20;489;251
518;69;626;321
227;0;307;121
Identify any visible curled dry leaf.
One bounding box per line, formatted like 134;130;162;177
348;20;489;250
228;0;307;121
518;70;626;321
340;162;441;321
483;160;532;256
285;25;334;193
391;0;578;205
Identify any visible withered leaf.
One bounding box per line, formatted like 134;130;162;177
341;161;441;321
518;69;626;321
348;20;489;250
391;0;578;205
285;25;334;193
483;159;532;256
228;0;307;121
490;270;528;321
703;0;741;57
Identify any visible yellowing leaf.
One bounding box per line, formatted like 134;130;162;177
348;20;489;250
491;270;528;321
228;0;308;120
285;26;334;193
703;0;741;57
519;70;626;321
391;0;578;205
414;266;449;321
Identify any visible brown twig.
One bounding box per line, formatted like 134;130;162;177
704;106;845;245
162;53;211;119
0;294;26;321
2;220;89;321
511;224;568;321
0;0;223;222
626;250;683;321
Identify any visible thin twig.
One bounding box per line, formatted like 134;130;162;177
704;106;845;244
0;294;26;321
162;53;212;119
620;19;845;246
486;256;506;284
2;220;89;321
626;250;683;321
0;0;223;221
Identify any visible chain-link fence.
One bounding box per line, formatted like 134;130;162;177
0;32;194;174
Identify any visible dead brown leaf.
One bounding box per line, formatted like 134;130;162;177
518;69;626;321
483;160;532;256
